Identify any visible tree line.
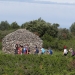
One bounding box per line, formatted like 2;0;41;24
0;18;75;50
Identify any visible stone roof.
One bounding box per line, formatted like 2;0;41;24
2;29;43;54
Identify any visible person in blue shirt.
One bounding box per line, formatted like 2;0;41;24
41;46;46;54
34;45;39;54
48;47;53;55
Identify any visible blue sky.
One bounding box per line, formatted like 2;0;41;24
0;0;75;29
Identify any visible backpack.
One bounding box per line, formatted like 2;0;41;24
36;48;39;53
22;48;26;53
50;50;53;54
28;47;30;52
72;51;75;56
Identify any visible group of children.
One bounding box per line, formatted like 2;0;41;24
34;46;53;55
15;43;75;56
15;43;53;55
63;45;75;56
15;44;30;55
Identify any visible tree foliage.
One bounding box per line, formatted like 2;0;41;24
0;18;75;50
70;22;75;35
10;21;20;29
58;28;72;40
21;18;59;38
0;54;75;75
0;21;10;30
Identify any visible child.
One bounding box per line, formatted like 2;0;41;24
69;48;75;56
63;48;68;56
48;47;53;55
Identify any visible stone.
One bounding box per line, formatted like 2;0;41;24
2;29;43;54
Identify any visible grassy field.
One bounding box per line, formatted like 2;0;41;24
0;50;75;75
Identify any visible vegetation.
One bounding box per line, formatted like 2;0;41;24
0;18;75;75
0;18;75;50
0;52;75;75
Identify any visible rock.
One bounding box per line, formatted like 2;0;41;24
2;29;43;54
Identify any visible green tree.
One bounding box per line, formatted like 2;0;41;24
70;22;75;35
21;18;49;37
21;18;59;38
21;22;29;28
52;23;59;28
45;25;59;38
58;28;71;40
0;21;10;30
10;22;20;29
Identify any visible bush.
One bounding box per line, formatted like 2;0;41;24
0;42;2;50
0;53;74;75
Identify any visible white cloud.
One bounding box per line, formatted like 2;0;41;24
35;0;75;4
0;1;75;28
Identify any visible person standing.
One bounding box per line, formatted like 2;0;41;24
63;48;68;56
41;46;46;54
69;48;75;56
48;47;53;55
34;45;39;54
25;44;29;54
15;42;19;54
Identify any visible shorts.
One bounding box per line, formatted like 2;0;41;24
64;53;67;56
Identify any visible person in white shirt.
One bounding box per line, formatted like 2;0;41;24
63;49;68;56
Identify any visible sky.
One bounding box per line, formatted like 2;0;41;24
0;0;75;29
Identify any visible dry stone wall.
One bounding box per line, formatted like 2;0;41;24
2;29;43;54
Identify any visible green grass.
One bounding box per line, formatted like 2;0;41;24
0;51;75;75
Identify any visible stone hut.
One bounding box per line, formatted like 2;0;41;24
2;29;43;54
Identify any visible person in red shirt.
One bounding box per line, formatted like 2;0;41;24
18;45;22;55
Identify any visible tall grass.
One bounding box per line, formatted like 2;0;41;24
0;52;75;75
